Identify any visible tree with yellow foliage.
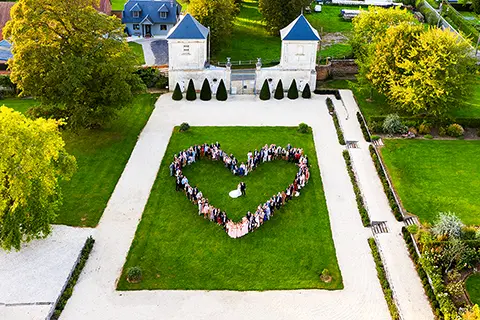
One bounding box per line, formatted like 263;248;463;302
0;107;76;250
463;304;480;320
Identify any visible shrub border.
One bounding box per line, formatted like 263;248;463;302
368;237;400;320
50;236;95;320
343;150;370;226
326;97;346;145
314;89;342;100
356;111;371;142
402;227;443;319
368;145;403;221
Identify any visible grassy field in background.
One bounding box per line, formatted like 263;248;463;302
128;42;145;65
380;139;480;225
118;126;342;291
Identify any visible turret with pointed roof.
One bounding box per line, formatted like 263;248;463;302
167;13;209;40
280;15;320;42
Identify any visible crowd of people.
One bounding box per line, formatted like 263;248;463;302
169;143;310;238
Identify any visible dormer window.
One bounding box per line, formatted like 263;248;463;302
133;11;140;18
160;12;167;18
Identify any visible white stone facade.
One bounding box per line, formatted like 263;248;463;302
169;68;231;94
168;39;207;71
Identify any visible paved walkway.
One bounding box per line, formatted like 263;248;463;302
61;94;391;319
0;225;93;320
335;90;434;320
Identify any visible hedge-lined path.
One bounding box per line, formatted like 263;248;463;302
335;90;434;320
61;94;390;319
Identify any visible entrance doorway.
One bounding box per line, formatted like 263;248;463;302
144;25;152;37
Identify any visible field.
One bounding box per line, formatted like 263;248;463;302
128;42;145;65
0;98;39;113
319;78;480;120
7;94;159;227
380;139;480;225
466;274;480;305
118;126;342;291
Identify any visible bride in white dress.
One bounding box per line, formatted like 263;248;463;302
229;183;242;198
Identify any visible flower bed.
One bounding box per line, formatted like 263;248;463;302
326;97;346;145
343;150;370;226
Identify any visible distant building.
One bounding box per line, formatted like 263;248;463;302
0;39;12;70
0;2;15;40
122;0;182;37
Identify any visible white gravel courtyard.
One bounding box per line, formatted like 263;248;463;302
0;225;93;320
59;93;401;320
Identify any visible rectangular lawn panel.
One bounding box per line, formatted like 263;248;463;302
56;94;159;226
380;139;480;225
466;274;480;306
118;126;342;291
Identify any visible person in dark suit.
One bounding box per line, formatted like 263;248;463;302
240;182;246;196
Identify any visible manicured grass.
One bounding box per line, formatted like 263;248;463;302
318;43;353;60
466;273;480;305
111;0;126;11
213;0;281;62
0;98;39;113
380;139;480;225
57;94;159;226
118;126;342;291
307;5;360;33
318;78;480;120
128;42;145;65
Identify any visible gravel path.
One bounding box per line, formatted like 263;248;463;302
60;94;393;320
335;90;435;320
0;225;93;319
150;40;168;66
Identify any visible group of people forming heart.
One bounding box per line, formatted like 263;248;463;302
169;142;311;238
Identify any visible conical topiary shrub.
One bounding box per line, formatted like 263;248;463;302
302;83;311;99
172;83;183;101
200;79;212;101
259;79;270;100
274;80;284;100
288;79;298;100
216;79;227;101
186;79;196;101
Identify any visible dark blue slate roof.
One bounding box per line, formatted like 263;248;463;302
167;14;209;40
282;15;320;41
122;0;181;25
0;40;12;62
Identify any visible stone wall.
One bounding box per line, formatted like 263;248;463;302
316;59;358;80
255;67;316;92
169;68;231;94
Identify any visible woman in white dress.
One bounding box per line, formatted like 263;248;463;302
229;183;242;198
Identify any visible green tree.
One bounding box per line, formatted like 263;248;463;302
200;79;212;101
172;83;183;101
216;79;228;101
288;79;298;99
4;0;144;129
259;79;271;100
274;80;284;100
370;27;475;117
259;0;310;34
0;107;76;251
186;79;196;101
189;0;237;50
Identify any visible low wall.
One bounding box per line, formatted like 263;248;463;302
255;68;316;92
169;68;231;94
316;59;358;80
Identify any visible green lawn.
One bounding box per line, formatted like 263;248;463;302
307;5;360;33
118;126;342;291
466;274;480;305
56;94;158;226
318;78;480;120
212;0;281;62
319;43;353;60
112;0;188;11
0;98;39;113
380;139;480;225
128;42;145;65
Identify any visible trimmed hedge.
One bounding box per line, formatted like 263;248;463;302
343;150;370;226
274;80;284;100
172;83;183;101
326;97;346;145
51;236;95;320
357;112;371;142
216;79;228;101
302;83;311;99
368;238;400;320
402;228;443;318
260;79;271;100
287;79;299;100
200;79;212;101
368;115;480;129
369;145;403;221
186;79;196;101
314;89;341;100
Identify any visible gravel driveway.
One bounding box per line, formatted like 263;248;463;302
150;40;168;66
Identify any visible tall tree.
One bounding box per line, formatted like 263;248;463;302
259;0;310;35
4;0;144;129
0;107;76;251
369;26;475;117
189;0;237;51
